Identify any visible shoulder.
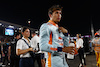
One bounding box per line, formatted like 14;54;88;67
36;36;40;40
17;39;24;43
80;39;83;42
31;37;35;41
40;23;47;28
80;38;83;40
40;23;52;29
40;23;51;32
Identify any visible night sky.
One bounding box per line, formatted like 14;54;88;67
0;0;100;36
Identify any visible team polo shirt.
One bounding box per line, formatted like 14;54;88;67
16;37;31;58
31;35;40;50
76;38;84;48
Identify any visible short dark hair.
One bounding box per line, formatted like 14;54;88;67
22;27;29;32
48;5;63;15
14;32;21;37
31;31;36;34
77;34;81;38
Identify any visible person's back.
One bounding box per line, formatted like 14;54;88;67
9;32;21;67
3;43;8;54
11;39;18;57
2;43;9;65
11;39;20;58
31;35;40;50
31;33;41;67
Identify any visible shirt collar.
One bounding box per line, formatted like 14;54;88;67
22;37;30;42
48;20;58;27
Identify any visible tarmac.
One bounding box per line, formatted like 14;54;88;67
67;53;97;67
0;53;97;67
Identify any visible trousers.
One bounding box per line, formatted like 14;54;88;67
78;48;86;66
95;52;100;67
19;57;34;67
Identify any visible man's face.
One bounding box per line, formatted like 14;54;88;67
50;10;62;23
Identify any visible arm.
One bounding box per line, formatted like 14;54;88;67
8;46;11;60
39;24;58;53
91;39;96;47
59;27;75;54
16;40;34;56
92;43;100;47
16;48;33;56
59;27;69;47
1;45;4;56
40;24;74;54
63;34;69;47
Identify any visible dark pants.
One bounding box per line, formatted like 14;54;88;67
0;53;2;62
78;48;86;66
3;53;9;65
10;56;20;67
34;54;42;67
19;57;34;67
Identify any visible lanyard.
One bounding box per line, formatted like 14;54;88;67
22;39;31;48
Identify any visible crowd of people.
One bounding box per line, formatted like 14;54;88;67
0;4;99;67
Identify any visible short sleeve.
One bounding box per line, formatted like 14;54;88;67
76;39;79;48
16;39;23;50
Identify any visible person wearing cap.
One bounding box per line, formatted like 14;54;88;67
92;32;100;67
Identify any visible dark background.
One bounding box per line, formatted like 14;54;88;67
0;0;100;36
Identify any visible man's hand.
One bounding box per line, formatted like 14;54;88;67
58;27;68;33
62;46;75;55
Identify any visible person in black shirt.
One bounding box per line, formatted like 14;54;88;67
8;32;21;67
2;38;10;66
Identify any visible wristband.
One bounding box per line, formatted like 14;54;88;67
57;47;62;52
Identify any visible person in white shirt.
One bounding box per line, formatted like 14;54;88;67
31;31;40;51
76;34;86;67
16;27;34;67
31;31;42;67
